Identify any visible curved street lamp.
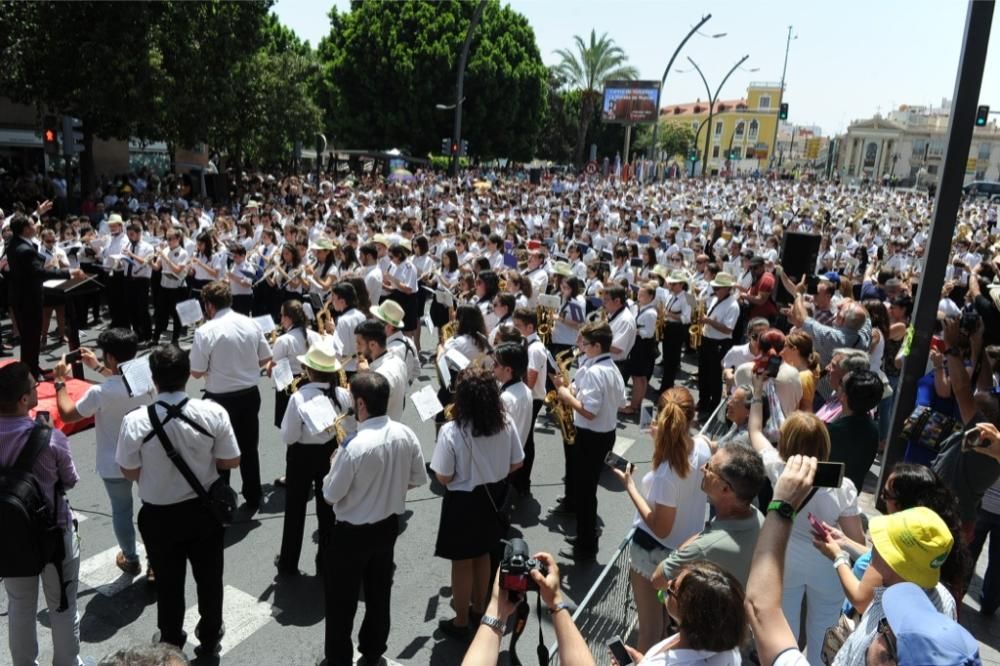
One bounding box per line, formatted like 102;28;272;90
686;54;750;178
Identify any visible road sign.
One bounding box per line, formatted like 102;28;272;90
584;161;598;175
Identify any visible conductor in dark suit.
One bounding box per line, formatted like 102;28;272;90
5;214;84;379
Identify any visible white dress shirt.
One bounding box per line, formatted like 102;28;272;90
608;305;637;361
387;331;419;384
116;391;241;505
525;334;549;401
75;375;154;479
124;239;154;279
370;351;408;421
635;303;658;340
190;307;273;393
272;328;321;376
159;247;190;289
501;380;533;448
333;308;367;371
228;259;256;296
280;382;353;445
702;294;741;341
321;415;426;525
431;418;524;492
572;353;625;432
364;264;383;305
663;292;692;325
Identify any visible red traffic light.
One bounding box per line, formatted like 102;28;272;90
44;130;56;142
451;143;459;154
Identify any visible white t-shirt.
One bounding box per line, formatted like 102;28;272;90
634;438;711;549
75;375;154;479
501;381;533;447
638;633;741;665
431;418;524;492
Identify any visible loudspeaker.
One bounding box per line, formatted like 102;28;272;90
529;168;541;185
204;174;230;204
777;232;822;303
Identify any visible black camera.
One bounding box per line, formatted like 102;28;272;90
960;308;981;335
499;538;547;593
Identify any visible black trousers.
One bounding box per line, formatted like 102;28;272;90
80;264;104;322
137;498;224;649
232;293;253;316
324;515;399;665
510;399;543;494
569;427;615;553
13;301;43;375
697;337;732;413
659;322;687;390
107;272;129;328
154;285;188;342
206;387;262;504
278;442;335;572
124;276;152;341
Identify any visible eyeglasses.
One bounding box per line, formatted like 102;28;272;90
877;617;897;662
702;461;733;489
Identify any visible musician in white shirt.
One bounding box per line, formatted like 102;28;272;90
226;245;256;315
355;319;408;421
696;272;742;414
623;282;659;415
39;229;70;344
151;230;190;344
330;281;367;374
371;300;419;385
603;284;637;374
658;270;693;392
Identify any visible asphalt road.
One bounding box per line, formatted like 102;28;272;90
0;325;676;666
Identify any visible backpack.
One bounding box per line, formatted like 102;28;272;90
0;418;69;608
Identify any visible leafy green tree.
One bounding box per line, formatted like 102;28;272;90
316;0;547;160
553;29;637;168
634;122;695;160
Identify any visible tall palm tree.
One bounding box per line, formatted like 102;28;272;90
554;29;638;168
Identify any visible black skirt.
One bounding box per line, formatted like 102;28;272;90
388;290;420;332
434;480;509;560
627;336;657;378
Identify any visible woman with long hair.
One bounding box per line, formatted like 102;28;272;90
748;374;865;665
189;232;223;295
612;386;710;652
431;367;523;639
617;561;746;665
267;299;320;427
430;249;461;329
781;330;823;411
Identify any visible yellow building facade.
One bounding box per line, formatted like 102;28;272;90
658;82;783;173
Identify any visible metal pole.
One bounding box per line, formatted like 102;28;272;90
689;55;749;179
623;125;633;178
647;14;712;182
769;25;793;170
451;0;487;179
878;0;995;506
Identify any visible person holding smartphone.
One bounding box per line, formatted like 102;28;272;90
748;372;865;664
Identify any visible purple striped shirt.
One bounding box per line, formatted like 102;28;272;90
0;416;78;528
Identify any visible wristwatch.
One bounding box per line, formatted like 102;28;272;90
480;614;505;633
767;499;796;521
54;381;66;392
547;602;571;616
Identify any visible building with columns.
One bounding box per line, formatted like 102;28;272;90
837;102;1000;185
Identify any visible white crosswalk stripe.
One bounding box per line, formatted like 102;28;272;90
183;584;272;657
78;543;146;597
612;435;635;457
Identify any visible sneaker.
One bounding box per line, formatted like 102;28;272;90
115;551;141;576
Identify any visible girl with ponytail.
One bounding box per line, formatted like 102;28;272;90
610;386;711;652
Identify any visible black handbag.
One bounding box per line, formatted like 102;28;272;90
900;405;962;454
147;401;237;526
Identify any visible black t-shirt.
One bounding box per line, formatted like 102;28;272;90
828;413;880;491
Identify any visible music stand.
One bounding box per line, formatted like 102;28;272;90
44;274;102;380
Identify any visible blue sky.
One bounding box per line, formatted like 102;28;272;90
273;0;1000;136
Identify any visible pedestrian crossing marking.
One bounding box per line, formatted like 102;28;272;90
183;584;272;657
78;543;146;597
612;436;635;458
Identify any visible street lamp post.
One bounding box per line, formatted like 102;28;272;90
449;0;487;178
769;25;795;170
646;14;721;183
687;54;750;178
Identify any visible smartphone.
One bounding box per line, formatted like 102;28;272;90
35;411;51;426
64;349;82;365
808;512;830;539
766;355;782;378
930;336;947;353
607;637;633;665
962;428;990;451
604;451;633;473
812;461;845;488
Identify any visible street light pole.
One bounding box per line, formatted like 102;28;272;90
688;54;750;179
769;25;794;170
646;14;714;182
450;0;487;179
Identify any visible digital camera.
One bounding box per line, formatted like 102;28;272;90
499;538;547;593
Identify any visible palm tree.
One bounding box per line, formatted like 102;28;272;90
554;29;638;168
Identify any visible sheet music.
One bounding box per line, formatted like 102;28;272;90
252;315;276;335
175;299;204;327
271;358;294;391
434;288;454;308
303;302;315;321
436;354;451;389
410;384;444;422
120;356;154;397
300;394;337;436
537;294;560;311
443;348;470;371
423;314;436;337
43;279;67;289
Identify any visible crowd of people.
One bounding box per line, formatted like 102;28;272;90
1;166;999;665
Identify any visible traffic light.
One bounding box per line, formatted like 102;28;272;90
460;139;469;157
688;149;698;162
976;105;990;127
62;116;84;156
450;142;459;155
441;137;450;155
42;115;59;156
778;102;789;121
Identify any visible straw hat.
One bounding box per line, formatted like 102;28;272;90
311;237;336;251
552;261;573;277
370;300;405;329
666;269;690;285
297;341;343;374
710;272;736;288
372;233;389;247
107;213;124;227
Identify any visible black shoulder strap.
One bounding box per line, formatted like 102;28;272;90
142;398;212;441
13;421;53;473
147;404;211;502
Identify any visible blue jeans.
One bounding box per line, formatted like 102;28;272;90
102;477;138;563
970;507;1000;613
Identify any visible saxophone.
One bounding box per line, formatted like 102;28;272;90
440;319;458;344
536;305;554;345
543;348;579;445
689;299;705;349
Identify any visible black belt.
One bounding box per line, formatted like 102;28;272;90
204;386;259;399
333;513;397;528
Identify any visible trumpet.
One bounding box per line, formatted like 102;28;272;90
655;305;667;342
543;348;579;445
689;299;705;350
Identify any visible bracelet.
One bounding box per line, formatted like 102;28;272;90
95;364;106;375
547;602;570;616
833;553;851;569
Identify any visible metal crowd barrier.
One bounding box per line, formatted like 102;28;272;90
546;398;731;664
